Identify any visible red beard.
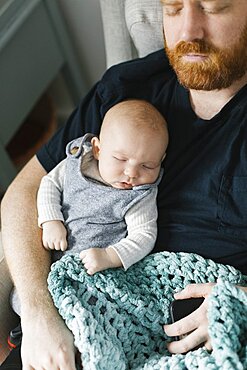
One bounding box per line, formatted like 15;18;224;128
165;24;247;90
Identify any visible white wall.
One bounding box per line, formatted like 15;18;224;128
58;0;106;86
49;0;107;122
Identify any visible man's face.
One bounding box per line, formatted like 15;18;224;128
161;0;247;90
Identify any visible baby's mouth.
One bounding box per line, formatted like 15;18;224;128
114;181;133;189
121;181;133;188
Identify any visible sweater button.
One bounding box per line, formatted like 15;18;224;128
70;146;79;155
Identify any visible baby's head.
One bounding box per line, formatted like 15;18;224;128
91;99;168;189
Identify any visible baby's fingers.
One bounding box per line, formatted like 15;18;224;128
43;238;66;251
43;240;55;250
80;250;88;262
60;239;68;251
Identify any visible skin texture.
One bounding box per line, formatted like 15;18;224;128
161;0;247;353
1;1;247;367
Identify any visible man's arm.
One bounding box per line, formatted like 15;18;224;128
1;156;77;369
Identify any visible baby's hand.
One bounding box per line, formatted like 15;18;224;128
42;220;67;251
80;247;122;275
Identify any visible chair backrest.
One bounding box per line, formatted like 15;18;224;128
99;0;163;68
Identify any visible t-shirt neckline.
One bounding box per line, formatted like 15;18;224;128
180;82;247;126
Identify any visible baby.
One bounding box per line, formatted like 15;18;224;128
37;99;168;274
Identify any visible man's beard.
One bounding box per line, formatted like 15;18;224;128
165;24;247;91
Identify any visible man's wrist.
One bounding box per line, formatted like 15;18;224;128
20;286;55;317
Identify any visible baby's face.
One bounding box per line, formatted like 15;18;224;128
92;123;167;189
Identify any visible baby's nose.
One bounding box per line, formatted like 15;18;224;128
124;165;138;179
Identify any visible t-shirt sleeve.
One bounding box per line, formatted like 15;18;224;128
36;83;104;172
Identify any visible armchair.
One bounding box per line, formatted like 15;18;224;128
99;0;164;67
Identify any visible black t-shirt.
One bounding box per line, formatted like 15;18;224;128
37;49;247;274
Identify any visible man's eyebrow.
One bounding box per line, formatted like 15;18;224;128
160;0;181;4
160;0;231;4
200;0;231;2
200;0;232;7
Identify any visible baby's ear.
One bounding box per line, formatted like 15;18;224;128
91;137;100;159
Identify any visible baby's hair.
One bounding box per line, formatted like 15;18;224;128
102;99;168;137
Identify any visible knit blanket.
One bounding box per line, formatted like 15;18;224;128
48;252;247;369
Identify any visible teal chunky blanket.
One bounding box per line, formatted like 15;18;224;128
48;252;247;369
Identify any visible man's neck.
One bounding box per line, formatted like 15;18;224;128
189;73;247;120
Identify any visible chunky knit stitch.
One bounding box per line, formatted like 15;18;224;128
48;252;247;369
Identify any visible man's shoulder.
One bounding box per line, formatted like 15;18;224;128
102;49;171;82
97;49;175;115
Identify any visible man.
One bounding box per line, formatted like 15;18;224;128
1;0;247;368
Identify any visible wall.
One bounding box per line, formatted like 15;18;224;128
57;0;106;85
49;0;107;123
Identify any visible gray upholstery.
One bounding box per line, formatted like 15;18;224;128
99;0;164;67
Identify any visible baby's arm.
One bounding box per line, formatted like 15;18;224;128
80;247;122;275
37;159;67;251
110;188;158;269
80;189;158;274
42;220;67;251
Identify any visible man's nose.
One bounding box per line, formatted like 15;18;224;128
180;5;205;42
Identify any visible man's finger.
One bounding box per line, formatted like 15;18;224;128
166;326;208;354
56;346;78;370
174;283;215;299
164;301;207;337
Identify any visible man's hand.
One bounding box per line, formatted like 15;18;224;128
42;220;68;251
164;283;215;353
21;307;78;370
80;247;122;275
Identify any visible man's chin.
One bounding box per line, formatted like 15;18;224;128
176;68;233;91
177;72;244;91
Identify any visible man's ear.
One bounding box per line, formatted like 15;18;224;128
91;137;100;159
